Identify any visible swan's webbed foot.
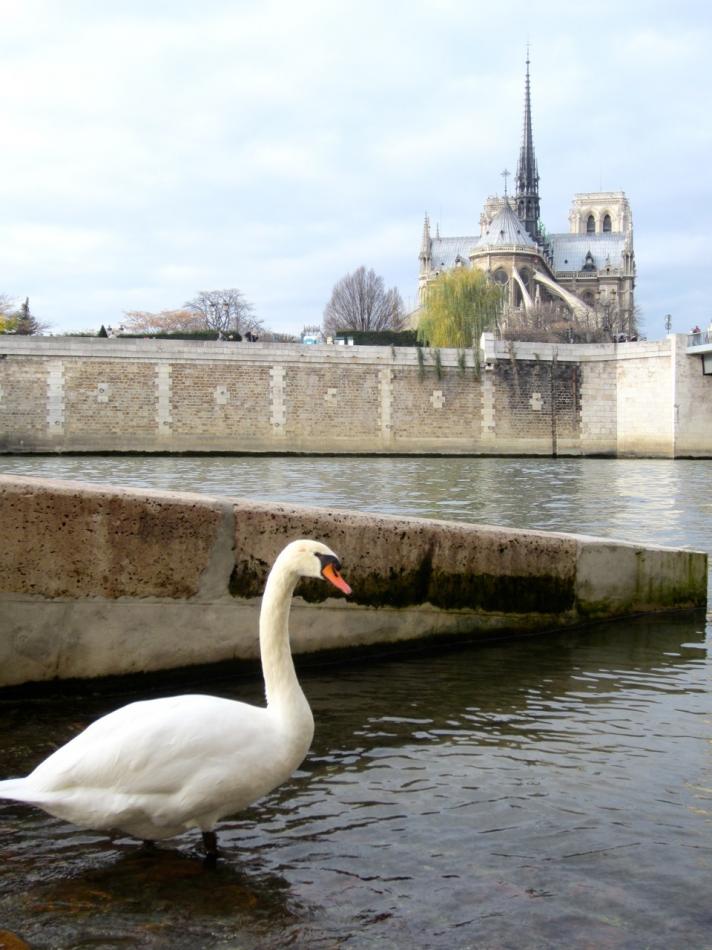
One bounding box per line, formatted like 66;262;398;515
202;829;219;865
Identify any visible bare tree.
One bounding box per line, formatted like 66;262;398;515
122;309;205;334
595;299;640;340
185;289;261;337
500;298;643;344
323;267;405;336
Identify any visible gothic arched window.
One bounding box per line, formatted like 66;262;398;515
586;214;596;234
602;214;612;232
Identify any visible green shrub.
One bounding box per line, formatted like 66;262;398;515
334;329;419;347
117;330;242;341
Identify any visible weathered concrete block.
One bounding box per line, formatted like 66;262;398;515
0;476;229;600
0;475;706;687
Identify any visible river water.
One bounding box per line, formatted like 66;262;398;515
0;456;711;949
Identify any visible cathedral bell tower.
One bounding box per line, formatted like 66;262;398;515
515;53;541;243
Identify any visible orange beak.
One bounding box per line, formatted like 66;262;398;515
322;562;352;595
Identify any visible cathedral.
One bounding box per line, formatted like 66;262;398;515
417;57;636;336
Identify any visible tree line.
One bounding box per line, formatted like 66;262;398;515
123;270;409;342
320;266;503;347
321;266;505;348
0;276;410;341
0;272;499;346
121;289;265;339
3;265;622;346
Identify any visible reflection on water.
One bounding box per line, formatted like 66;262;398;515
0;455;711;946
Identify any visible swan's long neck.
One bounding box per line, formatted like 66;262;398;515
259;561;311;729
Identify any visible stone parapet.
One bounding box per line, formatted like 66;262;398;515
0;336;431;367
482;333;671;364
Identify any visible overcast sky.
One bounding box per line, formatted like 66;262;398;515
1;0;710;337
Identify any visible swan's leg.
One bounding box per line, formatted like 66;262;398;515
202;830;219;862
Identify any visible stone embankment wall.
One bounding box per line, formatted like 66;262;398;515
0;475;706;688
0;334;710;457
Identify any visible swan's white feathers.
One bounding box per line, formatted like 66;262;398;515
29;696;270;794
0;538;339;843
2;693;308;837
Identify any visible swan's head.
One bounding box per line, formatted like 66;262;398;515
280;539;352;595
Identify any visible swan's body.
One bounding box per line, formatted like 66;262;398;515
0;540;351;852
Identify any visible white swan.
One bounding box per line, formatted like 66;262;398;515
0;539;351;859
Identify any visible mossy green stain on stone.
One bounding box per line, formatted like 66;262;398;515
229;560;268;599
228;562;358;603
228;558;575;613
431;570;575;613
348;567;575;613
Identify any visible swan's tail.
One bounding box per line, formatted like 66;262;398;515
0;778;36;804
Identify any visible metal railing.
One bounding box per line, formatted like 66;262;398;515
554;270;617;279
687;331;711;347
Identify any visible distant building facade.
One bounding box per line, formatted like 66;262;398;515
418;58;636;336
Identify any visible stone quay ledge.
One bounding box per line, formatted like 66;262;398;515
2;334;711;457
0;475;706;688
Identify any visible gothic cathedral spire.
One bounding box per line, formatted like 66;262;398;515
419;212;432;271
515;51;540;242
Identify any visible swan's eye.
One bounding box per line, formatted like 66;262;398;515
317;553;342;573
316;553;352;595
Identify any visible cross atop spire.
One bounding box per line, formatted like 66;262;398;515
501;168;511;198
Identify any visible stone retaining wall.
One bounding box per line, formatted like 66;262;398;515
1;334;709;456
0;475;706;688
0;338;475;454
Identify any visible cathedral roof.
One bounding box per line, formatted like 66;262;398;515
429;236;477;270
476;201;536;249
548;232;627;271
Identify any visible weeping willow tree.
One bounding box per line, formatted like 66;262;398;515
417;268;503;347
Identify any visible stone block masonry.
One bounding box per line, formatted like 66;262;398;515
269;365;286;437
156;363;172;439
378;366;393;443
0;334;710;456
46;359;65;437
0;475;706;687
